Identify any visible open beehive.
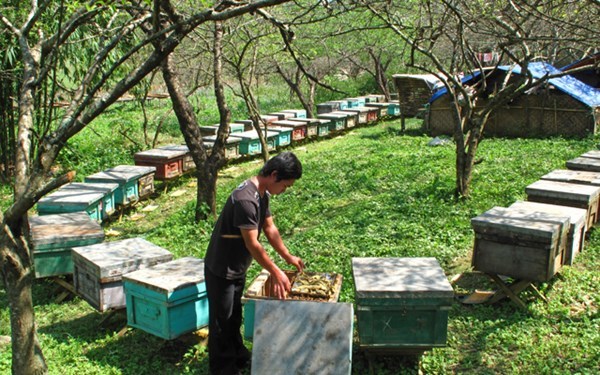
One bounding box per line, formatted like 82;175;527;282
242;270;343;340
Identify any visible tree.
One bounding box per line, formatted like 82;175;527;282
0;0;291;373
362;0;599;198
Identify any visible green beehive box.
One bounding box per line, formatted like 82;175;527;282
29;212;105;278
352;257;453;353
317;114;345;132
230;130;277;155
203;135;241;159
123;257;208;340
331;111;356;128
72;238;173;312
85;165;156;206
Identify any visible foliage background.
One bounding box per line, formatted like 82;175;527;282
1;98;598;373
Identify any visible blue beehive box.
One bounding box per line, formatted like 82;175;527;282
123;257;208;340
85;165;156;206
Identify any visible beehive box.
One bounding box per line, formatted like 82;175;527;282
268;112;294;120
477;207;570;272
471;210;568;282
509;200;587;265
566;156;600;172
263;126;292;147
199;125;218;137
85;165;156;205
281;118;321;138
579;150;600;160
242;270;342;340
347;97;366;108
331;111;357;128
72;238;173;312
352;257;453;352
123;257;208;340
159;145;195;173
365;102;389;118
29;212;105;278
203;135;241;159
134;148;187;180
230;130;277;154
234;119;254;131
525;179;600;229
280;109;307;119
272;120;307;141
385;102;401;116
340;108;368;124
37;182;118;222
317;113;346;132
317;102;340;114
316;118;332;136
259;115;279;125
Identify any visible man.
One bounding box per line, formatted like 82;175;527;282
204;151;305;375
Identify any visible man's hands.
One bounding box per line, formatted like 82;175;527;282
285;255;305;273
270;267;291;299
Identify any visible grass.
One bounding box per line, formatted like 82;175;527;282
1;108;599;374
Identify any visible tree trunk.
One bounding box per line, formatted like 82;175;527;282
1;219;47;375
160;54;225;220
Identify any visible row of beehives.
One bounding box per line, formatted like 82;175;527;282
29;213;208;340
30;209;455;356
35;95;400;224
470;149;600;290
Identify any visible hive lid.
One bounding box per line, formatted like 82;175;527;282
526;179;600;201
508;200;586;226
471;213;561;242
134;148;187;160
86;165;156;183
38;183;108;206
71;237;173;279
352;257;454;299
29;212;104;251
252;299;353;375
123;257;205;293
541;169;600;186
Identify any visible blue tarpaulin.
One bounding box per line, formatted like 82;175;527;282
429;62;600;108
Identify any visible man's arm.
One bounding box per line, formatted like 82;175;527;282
262;216;305;272
240;227;291;299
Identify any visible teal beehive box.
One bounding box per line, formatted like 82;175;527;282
85;165;156;206
123;257;208;340
29;212;105;278
37;182;118;222
280;109;307;119
317;113;346;132
352;257;454;353
265;126;292;147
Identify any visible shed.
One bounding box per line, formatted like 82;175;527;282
427;62;600;138
392;74;443;117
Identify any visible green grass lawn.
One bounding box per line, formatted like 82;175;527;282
1;117;599;374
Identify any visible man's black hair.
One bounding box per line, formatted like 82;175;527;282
259;152;302;181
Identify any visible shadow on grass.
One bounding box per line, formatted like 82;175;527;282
39;309;210;374
359;125;427;141
84;328;210;374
